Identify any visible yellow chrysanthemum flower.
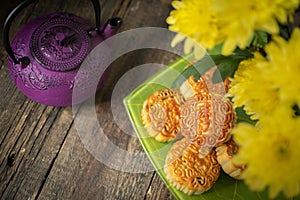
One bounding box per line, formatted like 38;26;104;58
232;107;300;198
228;53;278;120
167;0;300;56
213;0;300;55
229;28;300;120
264;29;300;105
166;0;223;58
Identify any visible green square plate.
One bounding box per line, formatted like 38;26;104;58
123;55;297;200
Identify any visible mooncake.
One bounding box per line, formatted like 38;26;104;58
141;88;184;142
180;94;236;158
179;75;209;100
164;138;221;195
216;137;246;179
179;66;230;100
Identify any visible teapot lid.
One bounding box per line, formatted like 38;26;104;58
30;16;91;72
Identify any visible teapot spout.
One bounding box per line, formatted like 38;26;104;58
101;17;122;38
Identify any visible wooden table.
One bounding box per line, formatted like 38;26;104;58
0;0;177;199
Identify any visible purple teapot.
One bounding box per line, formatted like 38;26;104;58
2;0;122;106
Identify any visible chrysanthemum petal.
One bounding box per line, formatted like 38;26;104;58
166;16;176;25
171;33;186;47
222;39;237;56
259;18;279;34
193;44;206;59
172;0;185;9
183;37;194;54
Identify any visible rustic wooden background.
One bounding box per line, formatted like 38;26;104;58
0;0;178;199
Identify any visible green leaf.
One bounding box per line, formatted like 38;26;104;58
249;30;269;48
172;55;215;88
211;55;241;83
207;43;223;55
173;48;253;86
211;48;253;83
235;106;257;125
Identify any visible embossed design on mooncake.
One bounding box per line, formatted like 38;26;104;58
216;137;246;179
141;88;184;142
180;94;236;157
179;66;231;100
179;75;209;100
148;103;167;132
164;138;221;195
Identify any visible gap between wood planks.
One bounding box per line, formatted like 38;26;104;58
143;171;157;200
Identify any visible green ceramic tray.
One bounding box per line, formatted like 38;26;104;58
123;55;298;200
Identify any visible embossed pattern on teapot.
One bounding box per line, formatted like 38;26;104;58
2;0;122;106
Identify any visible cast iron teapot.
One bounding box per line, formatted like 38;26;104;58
2;0;122;106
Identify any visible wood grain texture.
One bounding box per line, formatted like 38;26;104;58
145;173;175;200
0;0;177;199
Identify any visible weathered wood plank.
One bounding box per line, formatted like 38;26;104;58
145;173;175;200
0;0;176;199
37;104;154;200
10;108;74;200
35;0;175;198
0;106;69;199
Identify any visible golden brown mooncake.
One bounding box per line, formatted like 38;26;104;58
201;66;231;97
216;137;246;179
164;138;221;195
180;66;231;101
180;94;236;157
141;88;184;142
179;75;209;100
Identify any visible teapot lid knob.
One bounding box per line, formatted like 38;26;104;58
30;14;91;72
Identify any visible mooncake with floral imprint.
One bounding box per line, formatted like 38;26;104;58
141;88;184;142
180;94;236;157
179;75;209;100
179;66;230;100
201;66;231;98
164;138;221;195
216;137;246;179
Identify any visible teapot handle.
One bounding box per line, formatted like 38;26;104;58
2;0;101;66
